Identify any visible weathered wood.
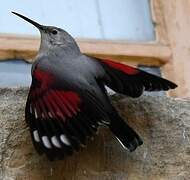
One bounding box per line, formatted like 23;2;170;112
77;39;170;66
1;88;190;179
151;0;169;45
0;33;171;65
158;0;190;97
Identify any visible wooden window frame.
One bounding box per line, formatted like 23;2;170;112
0;0;189;97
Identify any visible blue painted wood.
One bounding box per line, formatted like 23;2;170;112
0;0;154;41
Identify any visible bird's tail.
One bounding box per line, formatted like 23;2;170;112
109;112;143;152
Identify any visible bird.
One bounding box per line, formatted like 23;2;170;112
12;12;177;161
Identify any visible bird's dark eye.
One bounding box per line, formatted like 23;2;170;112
52;29;58;35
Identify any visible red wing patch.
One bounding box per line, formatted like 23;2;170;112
33;68;54;89
26;67;102;160
30;68;81;121
30;89;81;121
101;59;139;75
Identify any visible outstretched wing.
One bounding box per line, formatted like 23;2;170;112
98;59;177;97
25;67;107;160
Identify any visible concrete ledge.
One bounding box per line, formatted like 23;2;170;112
0;88;190;180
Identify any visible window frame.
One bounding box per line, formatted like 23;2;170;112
0;0;189;97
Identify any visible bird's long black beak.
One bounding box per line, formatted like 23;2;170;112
12;11;44;30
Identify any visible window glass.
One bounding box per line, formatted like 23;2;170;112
0;0;154;41
0;60;31;87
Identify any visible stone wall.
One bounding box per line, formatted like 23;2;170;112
0;88;190;180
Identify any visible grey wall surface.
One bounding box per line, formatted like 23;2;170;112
1;88;190;179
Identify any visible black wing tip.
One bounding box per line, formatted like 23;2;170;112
163;80;178;91
142;70;178;91
169;82;178;89
128;137;143;152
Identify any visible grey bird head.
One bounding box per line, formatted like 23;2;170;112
12;12;80;54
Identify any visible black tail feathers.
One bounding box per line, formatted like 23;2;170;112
109;112;143;152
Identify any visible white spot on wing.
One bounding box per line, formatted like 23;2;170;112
105;86;115;95
101;120;110;125
116;137;128;150
34;108;38;119
42;113;45;118
30;105;33;114
48;112;53;118
42;136;52;149
51;136;62;148
60;134;70;146
33;130;40;142
98;122;104;125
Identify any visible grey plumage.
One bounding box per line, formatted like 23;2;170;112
12;12;177;161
